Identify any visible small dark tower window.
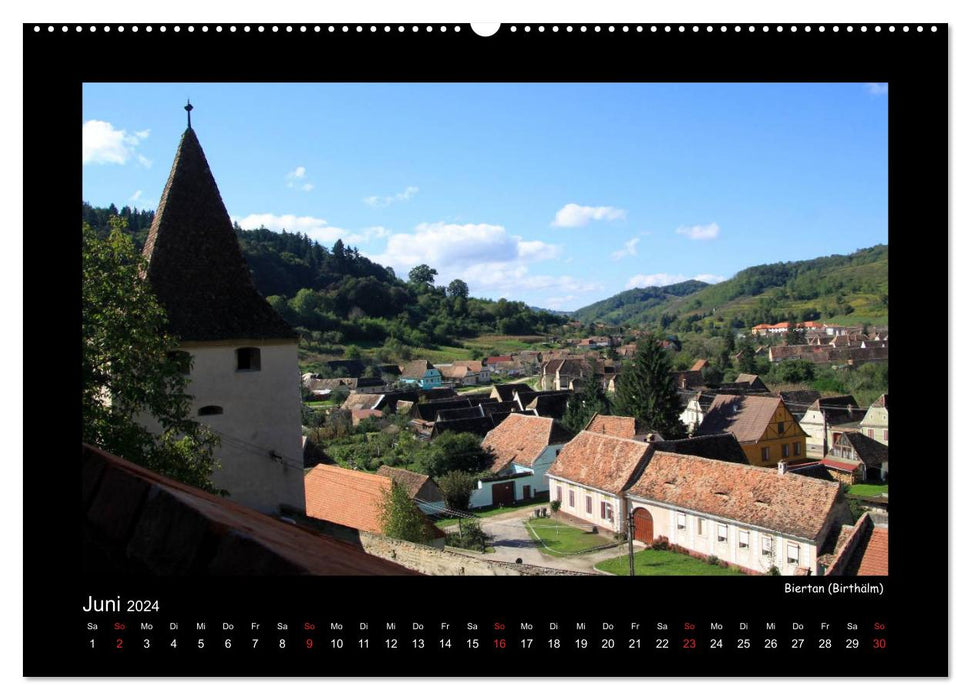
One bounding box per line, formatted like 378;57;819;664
236;347;261;371
198;405;224;416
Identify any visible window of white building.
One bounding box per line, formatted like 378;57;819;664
236;347;261;371
676;512;686;530
787;543;800;565
717;524;728;542
739;531;750;549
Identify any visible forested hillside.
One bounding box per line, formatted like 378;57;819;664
572;245;888;333
82;203;566;350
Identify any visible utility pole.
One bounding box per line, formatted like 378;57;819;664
627;507;635;577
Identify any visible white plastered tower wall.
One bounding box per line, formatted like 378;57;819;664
182;340;305;514
139;116;306;516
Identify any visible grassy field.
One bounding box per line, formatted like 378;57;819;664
595;549;747;576
525;518;615;557
434;497;550;528
299;334;554;371
847;483;889;498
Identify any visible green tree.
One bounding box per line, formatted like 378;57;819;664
82;219;221;492
437;470;477;511
562;362;610;434
736;338;757;374
446;278;469;299
408;264;438;288
417;432;494;478
613;335;686;439
378;481;435;543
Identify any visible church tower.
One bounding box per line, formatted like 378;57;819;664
142;104;305;514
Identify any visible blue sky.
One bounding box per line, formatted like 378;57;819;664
82;82;888;311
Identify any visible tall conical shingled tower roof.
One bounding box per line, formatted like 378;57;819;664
143;126;296;342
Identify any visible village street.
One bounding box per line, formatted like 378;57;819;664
454;509;635;574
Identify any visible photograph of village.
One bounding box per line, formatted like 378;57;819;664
81;83;889;577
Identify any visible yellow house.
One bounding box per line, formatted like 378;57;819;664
696;394;807;468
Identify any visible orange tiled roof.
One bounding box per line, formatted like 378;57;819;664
481;413;571;473
454;360;484;372
628;451;841;541
547;431;653;494
376;465;437;500
857;526;889;575
583;414;645;440
305;464;391;534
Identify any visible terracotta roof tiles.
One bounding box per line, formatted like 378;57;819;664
697;394;794;444
629;452;841;541
304;464;391;534
547;431;653;494
481;413;572;472
583;414;650;440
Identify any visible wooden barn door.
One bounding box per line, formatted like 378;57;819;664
632;508;654;544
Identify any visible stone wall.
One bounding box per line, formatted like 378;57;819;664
359;532;588;576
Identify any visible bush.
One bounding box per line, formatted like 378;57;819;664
767;565;781;576
706;554;721;566
651;536;670;551
550;499;561;514
445;518;490;552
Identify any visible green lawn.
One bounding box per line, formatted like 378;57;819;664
595;549;747;576
435;496;550;528
525;518;615;557
847;483;889;498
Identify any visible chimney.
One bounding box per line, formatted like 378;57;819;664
777;460;787;475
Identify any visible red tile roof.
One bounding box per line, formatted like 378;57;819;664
547;431;653;494
485;355;513;364
628;451;841;541
857;526;889;575
481;413;572;473
825;513;888;576
305;464;392;534
376;465;441;501
583;414;650;440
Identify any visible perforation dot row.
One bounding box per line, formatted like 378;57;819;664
32;24;939;34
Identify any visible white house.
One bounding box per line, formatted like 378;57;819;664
859;394;889;446
545;431;654;535
798;396;862;457
470;413;573;508
141;120;304;515
626;453;847;575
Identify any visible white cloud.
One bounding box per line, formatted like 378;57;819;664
625;273;726;290
363;185;419;208
365;221;594;298
544;296;577;311
286;166;314;192
610;237;640;261
551;203;626;228
82;120;151;166
866;83;889;96
128;189;156;209
234;213;347;244
675;222;720;240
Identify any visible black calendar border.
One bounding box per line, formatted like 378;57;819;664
23;22;947;677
